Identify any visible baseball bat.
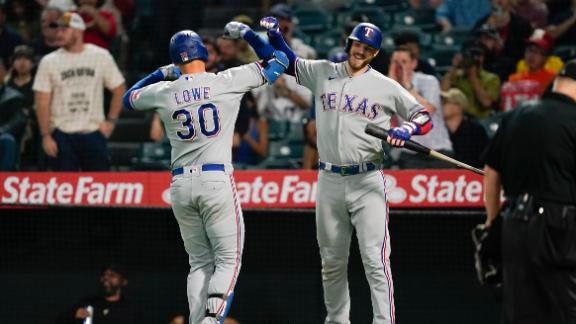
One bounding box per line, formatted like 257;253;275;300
365;123;485;176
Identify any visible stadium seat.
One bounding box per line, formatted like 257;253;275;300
553;45;576;62
431;29;472;51
392;9;438;32
131;141;171;170
353;0;410;12
423;47;459;76
267;118;290;141
312;29;344;59
293;7;331;33
256;140;302;169
336;7;391;30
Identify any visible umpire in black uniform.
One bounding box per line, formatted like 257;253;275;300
483;59;576;324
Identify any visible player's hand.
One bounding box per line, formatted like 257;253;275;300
157;64;181;81
42;134;58;158
260;16;280;32
387;122;417;147
224;21;250;39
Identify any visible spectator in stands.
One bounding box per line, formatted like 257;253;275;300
302;102;318;170
508;29;559;95
55;264;140;324
476;23;517;81
473;0;533;62
74;0;117;50
547;0;576;46
389;45;454;169
217;36;242;70
5;0;42;42
33;12;125;171
168;313;186;324
510;0;548;29
442;88;489;168
203;37;224;73
441;44;501;118
436;0;492;33
7;45;38;169
231;14;258;64
409;0;443;9
0;58;28;171
268;3;316;59
393;30;437;77
233;101;269;166
31;6;63;61
0;3;24;68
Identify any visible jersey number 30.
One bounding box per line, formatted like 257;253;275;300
172;103;220;140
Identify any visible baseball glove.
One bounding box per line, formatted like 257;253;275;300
472;216;502;287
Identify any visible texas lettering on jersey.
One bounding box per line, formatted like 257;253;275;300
319;92;383;120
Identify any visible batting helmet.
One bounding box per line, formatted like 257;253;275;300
345;23;383;53
169;30;208;65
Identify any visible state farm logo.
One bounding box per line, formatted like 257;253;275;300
236;175;316;205
1;176;143;205
383;175;407;204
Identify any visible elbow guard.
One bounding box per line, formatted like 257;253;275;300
261;50;289;84
407;110;433;135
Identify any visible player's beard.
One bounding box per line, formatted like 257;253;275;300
347;52;373;72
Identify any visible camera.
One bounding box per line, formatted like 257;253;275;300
460;46;484;69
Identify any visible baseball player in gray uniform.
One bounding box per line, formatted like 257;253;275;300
122;30;288;324
260;17;433;324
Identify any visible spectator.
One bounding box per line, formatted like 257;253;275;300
547;0;576;46
302;101;318;170
203;37;224;73
473;0;533;62
5;0;42;42
388;45;454;169
234;101;269;166
74;0;117;50
30;6;63;61
393;30;437;77
475;23;517;81
442;88;489;168
45;0;77;11
55;264;140;324
436;0;492;33
510;0;548;29
217;36;242;70
268;3;316;59
0;58;28;171
409;0;443;9
441;44;501;118
33;12;126;171
0;3;24;68
168;313;186;324
508;29;559;95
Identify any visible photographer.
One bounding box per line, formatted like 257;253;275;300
441;43;501;118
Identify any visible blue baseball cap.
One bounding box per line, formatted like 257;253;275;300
270;3;292;20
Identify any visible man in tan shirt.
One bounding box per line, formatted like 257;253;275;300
33;12;125;171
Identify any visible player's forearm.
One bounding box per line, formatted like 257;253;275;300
243;30;275;60
484;165;502;226
35;91;52;136
108;84;126;119
267;29;297;76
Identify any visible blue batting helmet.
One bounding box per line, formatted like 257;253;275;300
169;30;208;64
345;23;383;53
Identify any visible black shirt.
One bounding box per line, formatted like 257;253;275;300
484;92;576;203
0;27;24;65
449;117;489;168
55;295;140;324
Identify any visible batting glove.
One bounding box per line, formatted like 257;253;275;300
224;21;250;39
260;16;280;32
157;64;181;81
387;122;419;147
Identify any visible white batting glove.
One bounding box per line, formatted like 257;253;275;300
260;16;280;32
224;21;250;39
157;64;181;81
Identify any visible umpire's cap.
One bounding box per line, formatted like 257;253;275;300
346;23;382;53
169;30;208;65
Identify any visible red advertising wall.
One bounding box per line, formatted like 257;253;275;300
0;170;484;209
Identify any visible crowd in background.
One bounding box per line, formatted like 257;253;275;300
0;0;575;172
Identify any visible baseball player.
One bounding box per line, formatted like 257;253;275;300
122;30;288;324
259;17;433;324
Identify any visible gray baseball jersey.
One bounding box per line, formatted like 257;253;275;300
295;59;423;165
130;63;264;168
296;59;424;324
129;63;264;324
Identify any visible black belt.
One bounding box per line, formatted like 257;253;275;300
319;161;380;176
504;194;576;221
172;164;225;176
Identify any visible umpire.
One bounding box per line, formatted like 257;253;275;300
483;59;576;324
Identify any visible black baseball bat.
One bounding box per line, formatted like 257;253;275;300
365;123;485;176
